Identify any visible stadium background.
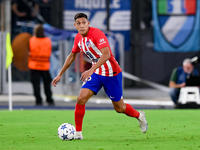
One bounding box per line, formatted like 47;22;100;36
1;1;200;149
1;0;200;103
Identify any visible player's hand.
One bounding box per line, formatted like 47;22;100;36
80;69;93;82
52;75;61;87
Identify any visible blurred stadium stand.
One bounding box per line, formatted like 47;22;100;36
1;0;200;104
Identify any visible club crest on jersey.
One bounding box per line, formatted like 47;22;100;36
86;41;91;48
157;0;196;47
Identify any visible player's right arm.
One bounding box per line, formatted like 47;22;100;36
52;52;77;87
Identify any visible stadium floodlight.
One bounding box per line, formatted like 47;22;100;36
191;56;200;64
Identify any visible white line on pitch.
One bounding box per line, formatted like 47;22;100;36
92;99;174;106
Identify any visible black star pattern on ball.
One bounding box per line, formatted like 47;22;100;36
61;133;68;140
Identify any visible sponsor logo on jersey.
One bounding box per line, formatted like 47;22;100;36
85;51;94;59
99;38;106;45
99;38;105;42
92;58;100;62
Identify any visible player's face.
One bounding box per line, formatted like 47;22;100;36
183;63;193;74
74;17;89;37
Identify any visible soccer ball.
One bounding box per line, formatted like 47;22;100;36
57;123;76;141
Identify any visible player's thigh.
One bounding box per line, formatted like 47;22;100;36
77;88;94;105
102;72;123;102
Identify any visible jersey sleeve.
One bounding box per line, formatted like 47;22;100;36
94;30;110;50
71;35;81;53
170;68;177;82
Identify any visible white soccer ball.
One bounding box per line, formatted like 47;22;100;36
57;123;76;141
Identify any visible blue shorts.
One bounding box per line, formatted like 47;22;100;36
81;72;123;102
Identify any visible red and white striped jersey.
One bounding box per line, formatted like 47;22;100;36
72;27;122;77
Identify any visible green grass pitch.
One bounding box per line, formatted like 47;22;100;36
0;109;200;150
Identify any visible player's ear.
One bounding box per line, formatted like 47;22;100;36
87;20;90;25
74;23;76;27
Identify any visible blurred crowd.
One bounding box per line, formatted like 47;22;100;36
11;0;51;36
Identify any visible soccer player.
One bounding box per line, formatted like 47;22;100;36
52;13;148;140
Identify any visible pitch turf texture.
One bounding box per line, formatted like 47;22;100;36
0;110;200;150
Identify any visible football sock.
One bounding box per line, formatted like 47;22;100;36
74;103;85;132
124;103;140;118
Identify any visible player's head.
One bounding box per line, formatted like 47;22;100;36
33;24;45;38
74;13;89;37
74;13;88;21
183;58;193;74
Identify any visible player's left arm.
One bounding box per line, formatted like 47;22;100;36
80;47;110;81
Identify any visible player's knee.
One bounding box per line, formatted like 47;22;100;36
77;95;87;105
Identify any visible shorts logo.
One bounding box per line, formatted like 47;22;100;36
110;96;115;99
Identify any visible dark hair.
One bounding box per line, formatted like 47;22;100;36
74;13;88;21
33;24;45;38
